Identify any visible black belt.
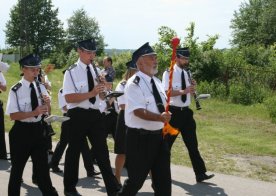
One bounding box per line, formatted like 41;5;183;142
169;105;189;111
15;120;42;125
68;107;98;112
130;128;162;135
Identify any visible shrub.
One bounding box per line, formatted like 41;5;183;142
229;82;268;105
264;96;276;123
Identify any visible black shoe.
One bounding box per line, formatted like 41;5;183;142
52;166;63;173
49;162;63;173
64;190;82;196
32;178;38;185
196;173;215;183
151;183;156;191
87;170;101;177
0;156;10;160
48;150;54;155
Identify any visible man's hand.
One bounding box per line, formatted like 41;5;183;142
160;112;171;123
90;83;105;98
181;86;195;95
42;94;51;105
34;105;48;116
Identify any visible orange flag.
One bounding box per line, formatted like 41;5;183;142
162;37;180;137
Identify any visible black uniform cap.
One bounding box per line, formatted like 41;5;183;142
176;47;190;58
19;54;41;68
77;38;96;52
132;42;156;64
126;59;137;70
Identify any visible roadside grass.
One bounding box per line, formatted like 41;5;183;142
2;63;276;182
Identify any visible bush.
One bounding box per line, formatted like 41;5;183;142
264;96;276;123
229;82;268;105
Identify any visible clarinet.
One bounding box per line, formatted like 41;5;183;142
90;61;112;113
35;77;55;136
185;68;202;110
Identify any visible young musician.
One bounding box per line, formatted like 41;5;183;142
162;48;214;183
6;54;58;196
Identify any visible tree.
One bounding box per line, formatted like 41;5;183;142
230;0;276;47
67;8;105;55
5;0;64;57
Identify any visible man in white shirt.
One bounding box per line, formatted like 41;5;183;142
6;54;58;196
49;88;100;177
162;48;214;183
62;38;120;196
0;71;8;160
118;43;172;196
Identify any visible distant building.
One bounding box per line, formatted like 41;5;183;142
0;53;20;62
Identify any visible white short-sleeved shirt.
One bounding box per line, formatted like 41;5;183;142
62;59;106;110
58;88;67;114
6;78;49;122
0;72;6;86
44;75;51;87
115;81;126;106
162;64;191;107
125;71;167;131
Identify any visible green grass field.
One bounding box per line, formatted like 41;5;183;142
2;63;276;183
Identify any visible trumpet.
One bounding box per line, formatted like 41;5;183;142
185;68;202;110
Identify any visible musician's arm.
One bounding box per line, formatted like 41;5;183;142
166;88;191;97
10;105;47;120
0;83;6;91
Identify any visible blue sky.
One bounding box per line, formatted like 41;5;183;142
0;0;246;49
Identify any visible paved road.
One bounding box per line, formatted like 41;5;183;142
1;134;276;196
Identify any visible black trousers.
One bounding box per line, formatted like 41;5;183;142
166;107;206;176
0;101;7;158
63;108;119;195
8;121;57;196
118;128;171;196
51;116;95;172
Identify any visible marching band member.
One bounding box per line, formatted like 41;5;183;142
6;54;58;196
118;43;171;196
162;48;214;183
114;60;137;185
0;67;8;160
62;38;120;196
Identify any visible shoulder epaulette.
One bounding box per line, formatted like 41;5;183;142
120;81;127;86
11;82;22;92
59;88;63;93
133;76;140;85
67;64;77;71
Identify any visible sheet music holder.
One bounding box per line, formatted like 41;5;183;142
104;91;124;99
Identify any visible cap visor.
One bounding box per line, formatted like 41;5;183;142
141;52;157;57
80;47;96;52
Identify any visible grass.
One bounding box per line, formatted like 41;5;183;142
2;62;276;183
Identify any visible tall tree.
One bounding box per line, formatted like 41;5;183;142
5;0;64;57
230;0;276;47
67;8;105;55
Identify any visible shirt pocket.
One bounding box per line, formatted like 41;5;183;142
173;82;182;90
144;95;156;108
18;97;31;112
75;81;87;93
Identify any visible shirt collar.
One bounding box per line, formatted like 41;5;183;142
174;64;184;73
21;77;33;88
137;71;152;83
77;58;90;70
